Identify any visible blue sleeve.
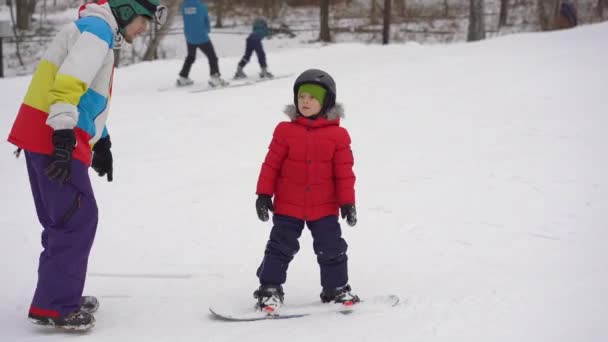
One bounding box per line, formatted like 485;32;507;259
102;126;109;138
75;16;114;48
204;4;211;33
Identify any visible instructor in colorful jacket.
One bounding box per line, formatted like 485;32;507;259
7;0;166;331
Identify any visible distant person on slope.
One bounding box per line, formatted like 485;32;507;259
177;0;228;87
556;1;578;29
253;69;359;315
233;18;274;80
6;0;167;331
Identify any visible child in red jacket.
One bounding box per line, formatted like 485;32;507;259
254;69;359;314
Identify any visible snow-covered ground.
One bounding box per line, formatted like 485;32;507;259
0;21;607;342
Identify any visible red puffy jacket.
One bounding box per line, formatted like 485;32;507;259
256;104;355;221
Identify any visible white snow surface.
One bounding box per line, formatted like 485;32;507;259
1;23;607;342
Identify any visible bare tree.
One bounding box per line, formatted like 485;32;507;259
7;0;24;66
370;0;379;25
40;0;48;30
498;0;509;28
467;0;486;41
537;0;561;31
16;0;37;30
382;0;391;44
319;0;331;42
394;0;407;18
263;0;280;18
214;0;226;28
598;0;607;19
143;0;180;61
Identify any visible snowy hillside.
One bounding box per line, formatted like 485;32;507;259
0;22;607;341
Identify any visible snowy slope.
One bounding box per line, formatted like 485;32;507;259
1;23;607;342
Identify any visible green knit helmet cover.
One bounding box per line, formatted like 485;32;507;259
298;83;327;106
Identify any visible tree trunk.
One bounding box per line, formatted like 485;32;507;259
598;0;606;19
537;0;561;31
382;0;391;44
467;0;486;41
396;0;407;18
319;0;331;42
7;0;24;66
40;0;48;30
215;0;225;28
370;0;379;25
142;0;180;61
16;0;37;30
263;0;275;18
498;0;509;28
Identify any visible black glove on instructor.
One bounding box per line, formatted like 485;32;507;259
256;194;274;222
92;136;113;182
340;204;357;227
45;129;76;184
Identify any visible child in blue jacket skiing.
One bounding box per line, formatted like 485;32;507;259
177;0;227;87
234;19;274;79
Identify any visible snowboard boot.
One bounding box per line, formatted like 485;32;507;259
176;76;194;87
234;66;247;79
208;73;229;87
259;67;274;79
28;309;96;331
80;296;99;314
320;284;360;307
253;284;284;315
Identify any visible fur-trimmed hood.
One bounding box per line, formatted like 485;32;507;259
283;103;345;121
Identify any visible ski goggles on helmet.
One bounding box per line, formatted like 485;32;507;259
133;0;168;27
153;4;168;26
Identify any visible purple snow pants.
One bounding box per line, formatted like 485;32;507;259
25;151;98;318
256;214;349;290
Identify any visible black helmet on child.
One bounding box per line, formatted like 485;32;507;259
293;69;336;115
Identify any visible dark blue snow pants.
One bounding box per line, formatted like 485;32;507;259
238;35;267;69
256;214;348;290
179;41;220;77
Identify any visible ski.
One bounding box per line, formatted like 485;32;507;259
189;74;293;94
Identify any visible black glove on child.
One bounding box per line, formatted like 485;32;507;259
92;136;113;182
340;204;357;227
256;194;274;222
45;129;76;184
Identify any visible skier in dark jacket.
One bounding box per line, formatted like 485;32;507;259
556;1;578;29
177;0;227;87
234;19;274;79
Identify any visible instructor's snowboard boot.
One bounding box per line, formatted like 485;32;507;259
80;295;99;314
320;284;360;307
253;284;284;315
28;296;98;330
28;309;95;331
